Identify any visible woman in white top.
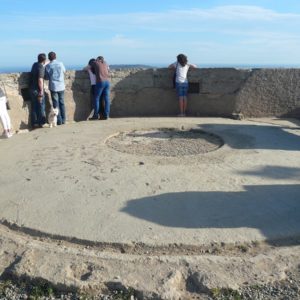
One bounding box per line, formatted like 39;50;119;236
83;58;97;115
169;54;197;116
0;87;13;138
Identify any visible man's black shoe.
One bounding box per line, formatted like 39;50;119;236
89;116;99;120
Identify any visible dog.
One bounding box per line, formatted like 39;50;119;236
48;107;59;128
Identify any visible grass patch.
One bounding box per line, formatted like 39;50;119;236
211;287;243;300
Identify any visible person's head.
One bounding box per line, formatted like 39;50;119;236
177;54;188;67
97;56;104;63
37;53;46;64
88;58;96;66
48;51;56;61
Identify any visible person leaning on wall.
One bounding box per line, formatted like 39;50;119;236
83;58;96;97
29;53;47;128
45;51;66;125
83;58;96;116
169;54;197;117
89;56;110;120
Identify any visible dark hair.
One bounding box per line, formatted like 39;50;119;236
97;56;104;63
89;58;96;74
37;53;46;63
88;58;96;66
48;51;56;61
177;54;188;67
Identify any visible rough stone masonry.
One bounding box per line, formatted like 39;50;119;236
0;68;299;131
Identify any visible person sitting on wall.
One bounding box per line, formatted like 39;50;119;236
45;51;66;125
89;56;110;120
29;53;47;128
169;54;197;117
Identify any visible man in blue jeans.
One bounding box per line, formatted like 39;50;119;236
29;53;47;128
45;51;66;125
89;56;110;120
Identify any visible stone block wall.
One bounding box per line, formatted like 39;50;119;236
0;68;299;131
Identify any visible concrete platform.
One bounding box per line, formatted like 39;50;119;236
0;117;299;246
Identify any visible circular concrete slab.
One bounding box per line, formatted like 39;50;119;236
0;118;300;246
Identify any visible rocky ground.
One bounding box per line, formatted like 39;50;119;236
0;266;299;299
106;128;223;157
0;223;299;300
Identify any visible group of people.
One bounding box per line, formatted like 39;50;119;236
30;51;66;128
1;53;196;138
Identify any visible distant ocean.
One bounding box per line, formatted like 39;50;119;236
1;63;300;74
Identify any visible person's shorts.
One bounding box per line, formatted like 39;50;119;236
176;82;189;97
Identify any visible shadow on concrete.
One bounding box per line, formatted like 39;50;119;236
198;123;300;151
282;108;300;119
238;166;300;179
111;68;178;117
71;71;91;121
17;73;52;128
121;184;300;244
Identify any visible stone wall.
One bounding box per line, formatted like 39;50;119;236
0;68;299;130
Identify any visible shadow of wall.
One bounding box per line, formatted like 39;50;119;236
110;68;251;117
198;122;300;151
110;68;177;116
68;71;91;121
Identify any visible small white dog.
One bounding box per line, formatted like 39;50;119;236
48;107;59;128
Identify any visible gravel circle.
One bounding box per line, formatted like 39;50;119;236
106;128;224;157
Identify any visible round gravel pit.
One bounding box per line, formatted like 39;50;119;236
105;128;224;157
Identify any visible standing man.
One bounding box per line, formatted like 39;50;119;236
45;51;66;125
29;53;47;128
89;56;110;120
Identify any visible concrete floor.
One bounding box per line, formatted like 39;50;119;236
0;117;299;246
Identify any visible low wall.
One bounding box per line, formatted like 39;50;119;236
0;68;299;130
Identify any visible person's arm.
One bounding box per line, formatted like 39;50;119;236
189;64;197;69
168;63;176;69
37;64;45;99
38;78;44;95
37;77;44;101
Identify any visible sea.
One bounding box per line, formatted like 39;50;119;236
1;63;300;74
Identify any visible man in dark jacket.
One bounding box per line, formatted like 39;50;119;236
29;53;47;127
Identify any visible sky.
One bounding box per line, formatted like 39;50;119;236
1;0;300;70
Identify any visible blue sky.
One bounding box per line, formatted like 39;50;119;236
1;0;300;70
